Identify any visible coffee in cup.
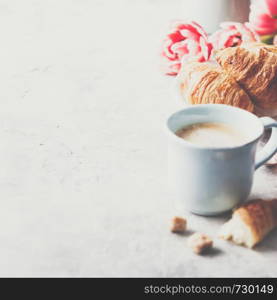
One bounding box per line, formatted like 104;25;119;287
175;122;248;148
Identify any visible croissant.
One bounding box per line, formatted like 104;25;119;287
215;43;277;115
177;61;254;112
219;199;277;248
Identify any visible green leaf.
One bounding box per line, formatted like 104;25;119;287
260;34;274;44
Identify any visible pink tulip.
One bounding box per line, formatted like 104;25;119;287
264;0;277;17
161;21;212;76
209;22;259;50
249;0;277;35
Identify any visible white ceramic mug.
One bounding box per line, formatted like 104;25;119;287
182;0;250;33
166;104;277;216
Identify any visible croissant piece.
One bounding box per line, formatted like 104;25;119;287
177;61;254;112
219;199;277;248
215;43;277;114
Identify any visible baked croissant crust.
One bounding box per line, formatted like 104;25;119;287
177;61;254;112
219;199;277;248
215;43;277;114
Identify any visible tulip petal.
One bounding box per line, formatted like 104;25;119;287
210;22;259;50
161;20;212;75
265;0;277;17
249;2;277;35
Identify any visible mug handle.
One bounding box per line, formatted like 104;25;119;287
255;117;277;170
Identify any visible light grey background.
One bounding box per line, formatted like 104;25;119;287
0;0;276;277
